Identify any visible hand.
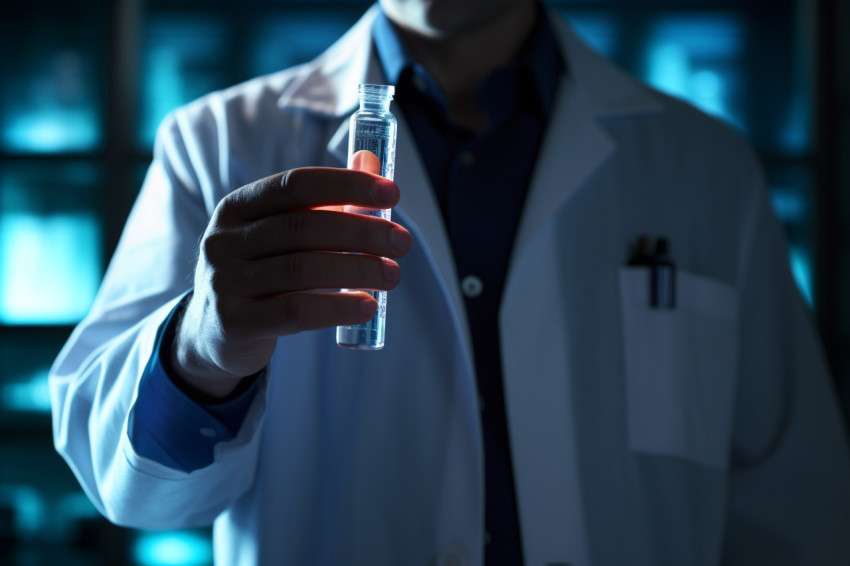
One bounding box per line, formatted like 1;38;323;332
171;167;411;397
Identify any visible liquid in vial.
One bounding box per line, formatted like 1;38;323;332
336;84;398;350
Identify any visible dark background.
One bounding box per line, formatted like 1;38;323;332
1;1;848;564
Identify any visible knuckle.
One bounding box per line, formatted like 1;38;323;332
200;228;228;264
280;168;302;197
215;188;243;221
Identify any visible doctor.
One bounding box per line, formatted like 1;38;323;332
50;0;850;565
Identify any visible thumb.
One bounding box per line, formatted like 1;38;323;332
350;149;382;175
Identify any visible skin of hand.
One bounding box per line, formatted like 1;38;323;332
350;149;382;175
170;167;412;398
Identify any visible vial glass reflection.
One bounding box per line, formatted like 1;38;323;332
336;84;397;350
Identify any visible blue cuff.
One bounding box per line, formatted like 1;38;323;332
129;294;263;472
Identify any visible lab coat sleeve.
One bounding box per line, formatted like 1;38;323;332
722;165;850;563
49;107;269;530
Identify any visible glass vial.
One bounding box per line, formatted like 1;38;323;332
336;84;398;350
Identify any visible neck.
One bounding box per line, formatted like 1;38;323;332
395;2;538;131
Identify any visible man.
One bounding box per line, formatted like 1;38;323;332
50;0;850;564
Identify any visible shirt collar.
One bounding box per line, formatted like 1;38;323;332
372;4;565;117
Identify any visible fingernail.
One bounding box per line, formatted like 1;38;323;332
383;260;401;283
360;299;378;316
389;227;411;253
374;180;398;204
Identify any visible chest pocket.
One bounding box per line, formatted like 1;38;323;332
619;267;739;469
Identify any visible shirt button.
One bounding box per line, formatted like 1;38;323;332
461;275;483;298
458;150;476;167
199;427;217;438
412;74;428;93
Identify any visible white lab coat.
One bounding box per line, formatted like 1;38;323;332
50;5;850;566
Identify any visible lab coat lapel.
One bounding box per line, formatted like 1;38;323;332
393;117;473;359
500;15;665;564
507;13;663;296
511;73;615;261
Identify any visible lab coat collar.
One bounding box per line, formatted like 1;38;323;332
553;14;662;119
275;5;662;120
278;4;664;170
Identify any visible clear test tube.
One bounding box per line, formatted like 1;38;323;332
336;84;398;350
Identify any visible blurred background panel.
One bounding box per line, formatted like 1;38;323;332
137;14;233;148
0;4;107;153
1;0;847;564
0;161;103;325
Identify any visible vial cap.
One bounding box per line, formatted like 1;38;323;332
359;83;395;99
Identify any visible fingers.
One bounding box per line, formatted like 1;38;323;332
237;291;380;338
238;209;411;259
220;252;401;298
221;167;399;222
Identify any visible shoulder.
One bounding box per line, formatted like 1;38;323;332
155;62;322;145
552;13;761;179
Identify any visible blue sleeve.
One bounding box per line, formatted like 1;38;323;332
129;294;264;472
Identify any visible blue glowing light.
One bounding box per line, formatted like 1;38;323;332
777;90;811;154
788;245;814;308
0;485;46;539
133;531;213;566
0;212;101;324
642;15;745;132
0;370;52;413
559;12;619;59
1;48;101;152
248;13;355;78
2;109;99;153
138;17;229;148
770;188;807;223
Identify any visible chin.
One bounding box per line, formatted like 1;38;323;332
381;0;524;39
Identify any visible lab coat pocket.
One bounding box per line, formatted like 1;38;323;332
619;267;738;469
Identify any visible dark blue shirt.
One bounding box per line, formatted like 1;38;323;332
373;7;564;566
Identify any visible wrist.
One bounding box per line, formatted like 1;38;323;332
166;293;253;402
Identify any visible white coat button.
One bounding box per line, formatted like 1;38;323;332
199;427;217;438
459;150;475;166
412;74;428;93
461;275;483;298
